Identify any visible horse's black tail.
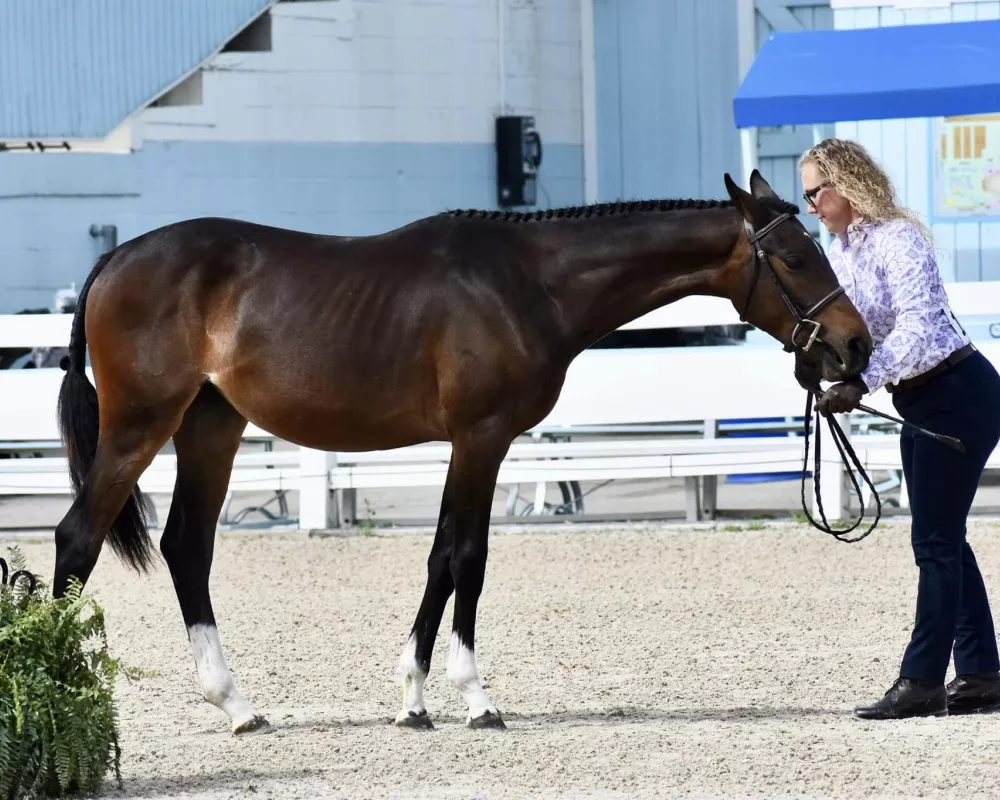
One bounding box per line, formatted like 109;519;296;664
57;250;154;573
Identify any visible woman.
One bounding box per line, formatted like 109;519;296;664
799;138;1000;719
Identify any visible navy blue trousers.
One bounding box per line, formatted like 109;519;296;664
890;349;1000;684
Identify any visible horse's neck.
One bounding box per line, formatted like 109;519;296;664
541;207;745;355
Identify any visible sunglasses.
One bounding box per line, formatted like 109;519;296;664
802;182;830;208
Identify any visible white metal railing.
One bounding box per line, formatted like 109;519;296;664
3;280;1000;527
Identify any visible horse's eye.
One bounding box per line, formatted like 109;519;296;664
783;256;801;269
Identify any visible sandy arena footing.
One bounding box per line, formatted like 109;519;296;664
7;520;1000;799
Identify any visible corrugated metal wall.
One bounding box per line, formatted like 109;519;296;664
593;0;743;202
0;0;272;138
593;1;834;229
755;2;834;237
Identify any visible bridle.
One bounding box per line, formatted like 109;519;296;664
739;211;882;544
738;212;845;354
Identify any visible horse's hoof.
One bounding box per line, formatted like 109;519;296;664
395;710;435;730
233;715;271;735
468;710;506;730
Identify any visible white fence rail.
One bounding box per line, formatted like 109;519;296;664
4;281;1000;528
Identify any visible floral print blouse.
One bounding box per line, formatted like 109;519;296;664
826;219;969;394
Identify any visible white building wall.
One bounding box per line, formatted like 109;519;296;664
136;0;583;147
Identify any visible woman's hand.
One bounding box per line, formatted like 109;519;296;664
815;377;867;416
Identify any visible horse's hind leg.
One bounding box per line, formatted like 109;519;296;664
395;459;456;729
53;388;196;595
159;385;267;734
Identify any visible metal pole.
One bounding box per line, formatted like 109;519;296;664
740;128;759;185
580;0;599;204
737;0;759;185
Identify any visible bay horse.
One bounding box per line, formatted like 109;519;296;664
52;170;871;734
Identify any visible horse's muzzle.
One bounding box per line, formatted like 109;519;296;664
820;334;871;381
844;334;872;376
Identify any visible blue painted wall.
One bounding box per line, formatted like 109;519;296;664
0;141;584;312
594;0;742;202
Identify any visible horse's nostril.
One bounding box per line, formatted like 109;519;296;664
847;335;871;366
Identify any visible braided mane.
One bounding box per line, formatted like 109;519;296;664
445;196;799;223
446;198;730;223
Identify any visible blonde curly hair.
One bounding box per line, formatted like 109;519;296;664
799;138;931;240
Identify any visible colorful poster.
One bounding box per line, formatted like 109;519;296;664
933;114;1000;219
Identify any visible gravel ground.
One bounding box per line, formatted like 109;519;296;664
7;520;1000;799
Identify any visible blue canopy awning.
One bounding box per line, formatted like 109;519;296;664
734;19;1000;129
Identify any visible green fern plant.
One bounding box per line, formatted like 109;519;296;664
0;545;144;798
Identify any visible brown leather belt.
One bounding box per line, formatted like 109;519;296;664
885;342;976;394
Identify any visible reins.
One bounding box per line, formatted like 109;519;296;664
798;391;881;543
739;207;967;543
739;210;881;541
796;388;966;542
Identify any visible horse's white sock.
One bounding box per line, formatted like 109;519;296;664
447;632;497;721
189;623;261;731
395;632;429;723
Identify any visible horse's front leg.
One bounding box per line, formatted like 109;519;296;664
446;423;510;729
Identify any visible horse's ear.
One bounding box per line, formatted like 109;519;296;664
749;169;781;201
724;172;763;225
